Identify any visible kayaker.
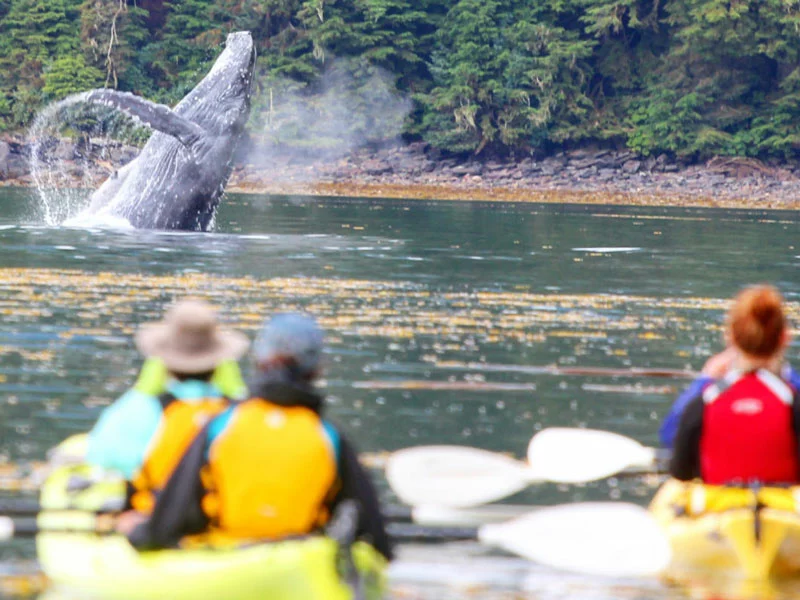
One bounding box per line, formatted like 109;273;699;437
669;284;800;484
86;299;249;513
124;313;393;560
661;311;800;451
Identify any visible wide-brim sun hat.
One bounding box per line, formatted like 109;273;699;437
135;299;249;374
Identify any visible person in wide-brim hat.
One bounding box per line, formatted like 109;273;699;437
135;299;249;374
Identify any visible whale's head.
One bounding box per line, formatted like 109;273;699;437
178;31;256;135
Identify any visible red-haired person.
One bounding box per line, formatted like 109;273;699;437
670;285;799;484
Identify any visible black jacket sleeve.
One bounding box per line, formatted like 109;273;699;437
127;425;210;550
669;393;704;481
793;391;800;477
331;434;393;561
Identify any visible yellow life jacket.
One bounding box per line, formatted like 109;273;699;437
131;394;229;513
198;398;338;542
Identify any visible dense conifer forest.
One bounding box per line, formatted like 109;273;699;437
2;0;800;160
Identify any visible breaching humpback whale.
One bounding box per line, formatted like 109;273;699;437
73;31;255;230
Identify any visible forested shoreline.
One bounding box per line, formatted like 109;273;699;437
2;0;800;162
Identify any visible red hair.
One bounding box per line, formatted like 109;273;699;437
728;285;786;358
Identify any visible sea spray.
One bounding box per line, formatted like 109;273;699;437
246;57;413;181
27;92;147;226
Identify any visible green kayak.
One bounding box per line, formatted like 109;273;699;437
36;459;386;599
38;531;385;600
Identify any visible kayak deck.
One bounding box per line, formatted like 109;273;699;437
38;532;386;600
651;480;800;582
35;461;386;600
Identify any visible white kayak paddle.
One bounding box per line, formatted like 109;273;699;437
386;427;658;507
477;502;671;577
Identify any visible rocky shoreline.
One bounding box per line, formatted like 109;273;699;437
3;135;800;210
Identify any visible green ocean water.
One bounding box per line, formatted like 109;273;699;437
0;187;798;599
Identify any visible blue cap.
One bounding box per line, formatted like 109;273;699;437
252;314;324;374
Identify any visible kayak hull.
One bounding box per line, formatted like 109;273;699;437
651;479;800;583
38;532;385;600
36;461;386;600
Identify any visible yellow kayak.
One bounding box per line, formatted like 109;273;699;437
650;479;800;582
35;459;386;599
37;531;385;600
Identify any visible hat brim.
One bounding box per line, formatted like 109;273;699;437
135;323;250;374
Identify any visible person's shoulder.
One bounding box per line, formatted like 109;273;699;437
784;364;800;386
320;419;342;460
102;388;162;419
206;403;239;442
700;347;737;378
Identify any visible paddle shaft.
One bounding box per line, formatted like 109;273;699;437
0;513;117;539
0;500;541;527
0;514;478;545
0;499;417;518
0;452;392;493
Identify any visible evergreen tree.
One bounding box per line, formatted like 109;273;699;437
0;0;799;157
576;0;666;141
42;54;104;99
79;0;150;92
419;0;594;155
229;0;317;80
298;0;429;88
142;0;221;104
418;0;506;154
504;3;595;147
629;0;800;158
0;0;83;128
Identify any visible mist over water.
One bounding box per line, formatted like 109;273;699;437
245;58;413;179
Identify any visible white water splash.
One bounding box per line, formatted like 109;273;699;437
572;247;642;253
27;92;146;227
28;93;93;225
62;211;133;230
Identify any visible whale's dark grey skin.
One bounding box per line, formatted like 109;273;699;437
78;32;256;231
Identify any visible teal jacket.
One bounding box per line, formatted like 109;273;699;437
86;380;226;479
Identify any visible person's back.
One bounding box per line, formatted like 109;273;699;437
131;314;392;560
699;369;797;484
670;285;800;485
129;379;231;512
201;378;339;540
86;299;248;511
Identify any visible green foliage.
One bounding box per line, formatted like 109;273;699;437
633;0;800;157
628;89;707;156
418;0;505;154
2;0;800;157
0;0;83;128
419;0;595;155
42;55;104;99
141;0;221;103
79;0;150;92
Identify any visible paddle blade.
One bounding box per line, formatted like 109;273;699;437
527;428;656;483
478;502;671;577
386;446;529;508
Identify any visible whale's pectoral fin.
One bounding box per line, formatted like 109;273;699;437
84;89;205;148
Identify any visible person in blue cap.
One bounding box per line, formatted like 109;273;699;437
125;313;393;561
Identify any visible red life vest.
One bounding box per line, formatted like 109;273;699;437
700;369;799;485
